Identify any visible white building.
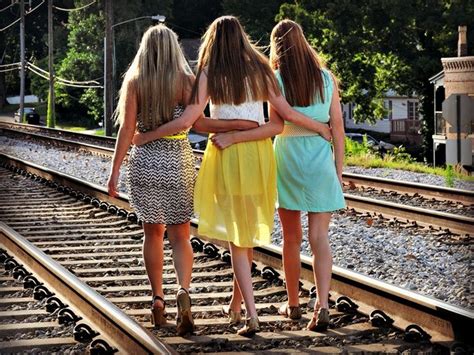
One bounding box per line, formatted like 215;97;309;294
342;90;422;144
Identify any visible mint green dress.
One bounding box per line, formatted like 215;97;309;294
274;69;345;212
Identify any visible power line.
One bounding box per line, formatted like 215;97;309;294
0;0;45;32
166;21;202;36
0;62;20;68
0;67;19;73
53;0;96;12
26;65;103;88
28;62;102;85
0;3;16;13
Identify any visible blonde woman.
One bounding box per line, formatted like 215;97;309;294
133;16;331;336
107;25;200;336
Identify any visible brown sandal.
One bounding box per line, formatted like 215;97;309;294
151;295;167;327
278;302;302;320
307;308;329;332
222;304;242;325
237;316;259;337
176;288;194;336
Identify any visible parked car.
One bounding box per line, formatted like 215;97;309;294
14;107;40;125
345;133;395;152
188;131;208;150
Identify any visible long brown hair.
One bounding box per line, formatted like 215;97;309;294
270;20;326;106
114;24;192;129
191;16;279;105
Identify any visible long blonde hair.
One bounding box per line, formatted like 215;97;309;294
114;24;192;129
191;16;279;105
270;20;326;106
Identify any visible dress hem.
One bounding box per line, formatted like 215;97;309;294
277;203;346;213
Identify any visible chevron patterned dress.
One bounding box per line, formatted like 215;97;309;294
127;105;196;224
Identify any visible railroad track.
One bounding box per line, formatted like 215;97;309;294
2;123;473;234
0;223;172;353
0;153;472;353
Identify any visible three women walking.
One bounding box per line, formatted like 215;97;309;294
109;16;344;337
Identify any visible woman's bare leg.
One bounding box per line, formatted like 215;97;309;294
229;243;257;317
167;222;193;290
278;208;303;307
307;212;332;310
228;248;252;312
143;223;166;307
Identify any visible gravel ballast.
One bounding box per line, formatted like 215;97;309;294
1;136;472;310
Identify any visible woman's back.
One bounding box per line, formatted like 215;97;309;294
210;100;265;126
136;74;193;133
275;68;333;123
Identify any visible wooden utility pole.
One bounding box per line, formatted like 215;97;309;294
19;0;25;122
104;0;113;136
47;0;55;127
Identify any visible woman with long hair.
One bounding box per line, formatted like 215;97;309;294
271;20;345;331
214;19;346;331
108;24;203;336
133;16;331;336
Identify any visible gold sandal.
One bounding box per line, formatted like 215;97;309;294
222;304;242;325
307;308;329;332
151;295;167;327
278;302;302;320
237;316;259;337
176;288;194;336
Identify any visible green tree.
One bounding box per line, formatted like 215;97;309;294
169;0;222;39
55;0;105;125
277;0;474;162
222;0;285;44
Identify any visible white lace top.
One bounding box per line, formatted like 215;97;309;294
210;100;265;126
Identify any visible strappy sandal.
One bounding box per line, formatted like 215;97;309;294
151;295;167;327
307;308;329;332
222;304;242;325
176;288;194;336
278;302;302;320
237;316;259;337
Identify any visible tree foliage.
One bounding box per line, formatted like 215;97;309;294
222;0;285;44
277;0;474;160
4;0;473;161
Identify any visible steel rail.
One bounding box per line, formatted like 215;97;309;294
2;122;471;205
343;172;474;204
344;193;473;234
1;153;472;346
0;222;174;354
0;147;470;234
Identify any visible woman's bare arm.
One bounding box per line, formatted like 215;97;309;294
329;78;345;186
268;91;332;141
192;116;258;133
132;73;210;146
107;82;137;196
211;104;284;149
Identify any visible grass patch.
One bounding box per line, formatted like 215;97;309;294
56;125;88;132
94;129;104;136
344;137;474;182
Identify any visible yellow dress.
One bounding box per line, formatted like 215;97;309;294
194;100;276;247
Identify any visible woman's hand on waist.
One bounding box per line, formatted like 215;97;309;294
211;132;236;150
318;123;332;142
132;131;150;146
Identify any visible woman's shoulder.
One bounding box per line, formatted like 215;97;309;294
320;68;336;88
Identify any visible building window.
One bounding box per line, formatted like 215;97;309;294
408;101;419;120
